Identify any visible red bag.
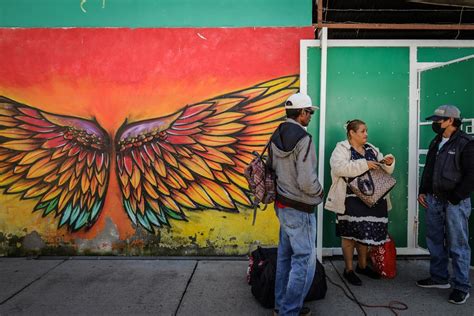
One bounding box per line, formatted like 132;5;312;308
369;235;397;279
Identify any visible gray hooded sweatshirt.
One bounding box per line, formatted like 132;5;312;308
270;118;323;211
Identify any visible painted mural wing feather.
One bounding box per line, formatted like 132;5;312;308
115;75;299;232
0;96;111;231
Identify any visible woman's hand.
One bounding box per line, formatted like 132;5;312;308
367;161;380;170
380;154;394;166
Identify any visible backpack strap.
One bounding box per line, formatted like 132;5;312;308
251;124;283;226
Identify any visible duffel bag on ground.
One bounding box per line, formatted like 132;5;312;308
247;247;327;308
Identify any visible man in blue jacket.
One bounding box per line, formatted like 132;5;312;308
417;105;474;305
270;92;323;316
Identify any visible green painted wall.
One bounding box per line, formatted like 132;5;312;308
307;47;410;248
418;57;474;264
307;45;474;257
418;48;474;63
0;0;312;27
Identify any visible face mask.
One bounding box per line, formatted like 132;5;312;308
431;122;446;135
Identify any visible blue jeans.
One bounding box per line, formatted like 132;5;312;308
425;194;472;293
275;206;317;316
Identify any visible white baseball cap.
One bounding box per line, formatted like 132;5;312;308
284;93;319;111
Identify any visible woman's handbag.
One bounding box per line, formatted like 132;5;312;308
369;235;397;279
348;167;396;207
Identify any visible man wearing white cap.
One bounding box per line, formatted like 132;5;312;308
269;92;323;316
416;105;474;304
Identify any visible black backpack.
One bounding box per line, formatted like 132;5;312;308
248;247;327;309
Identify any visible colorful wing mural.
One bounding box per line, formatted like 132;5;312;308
115;75;298;232
0;96;111;231
0;75;298;233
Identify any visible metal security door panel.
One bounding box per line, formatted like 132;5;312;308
417;56;474;264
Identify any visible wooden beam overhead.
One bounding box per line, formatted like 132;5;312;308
317;0;323;28
313;23;474;30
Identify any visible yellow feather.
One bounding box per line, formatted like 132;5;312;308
202;123;245;136
27;157;58;179
18;149;50;165
213;171;230;183
58;168;74;186
119;171;129;187
1;139;39;151
13;165;30;174
68;175;80;191
186;183;214;208
224;183;251;206
155;177;170;196
176;163;194;181
0;128;32;139
130;165;141;189
225;169;248;189
161;195;181;212
153;158;167;177
242;107;284;124
90;176;98;195
143;181;159;199
200;179;234;209
0;116;18;127
58;189;74;211
143;167;157;186
162;150;178;168
242;90;293;112
81;172;90;193
171;190;195;208
23;184;50;198
180;156;214;179
204;160;222;171
40;186;62;202
195;135;236;147
162;173;181;190
204;112;245;126
6;178;41;193
241;121;281;136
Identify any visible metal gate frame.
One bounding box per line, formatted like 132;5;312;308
299;31;474;260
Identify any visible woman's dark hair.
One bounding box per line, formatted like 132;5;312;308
346;119;366;139
286;108;303;119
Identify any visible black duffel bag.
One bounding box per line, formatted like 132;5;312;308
247;247;327;309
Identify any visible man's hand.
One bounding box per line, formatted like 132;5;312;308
418;194;428;208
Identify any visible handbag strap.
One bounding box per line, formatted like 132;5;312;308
357;171;375;196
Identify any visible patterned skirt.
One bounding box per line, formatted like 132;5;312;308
336;195;389;245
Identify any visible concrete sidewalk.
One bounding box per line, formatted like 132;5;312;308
1;257;473;315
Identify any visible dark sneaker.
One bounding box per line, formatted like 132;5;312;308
416;277;451;289
449;289;470;305
343;270;362;286
356;265;381;279
273;307;311;316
